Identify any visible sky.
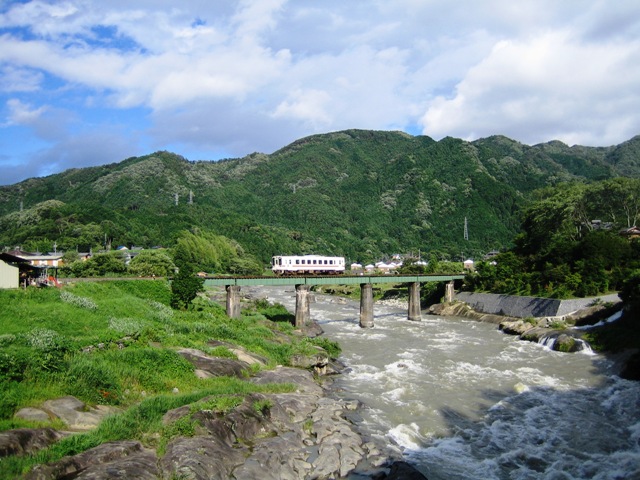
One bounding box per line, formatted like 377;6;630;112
1;0;639;186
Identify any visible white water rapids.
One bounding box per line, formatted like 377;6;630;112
248;286;640;479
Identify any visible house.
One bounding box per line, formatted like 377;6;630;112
463;259;475;271
0;254;21;288
6;249;64;267
0;253;37;288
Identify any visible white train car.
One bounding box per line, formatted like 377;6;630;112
271;255;345;275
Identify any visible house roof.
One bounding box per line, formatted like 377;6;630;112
0;252;29;264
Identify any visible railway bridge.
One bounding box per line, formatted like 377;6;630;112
204;274;465;328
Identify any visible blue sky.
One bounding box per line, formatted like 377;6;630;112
1;0;639;185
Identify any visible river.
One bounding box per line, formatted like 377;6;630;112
249;286;640;480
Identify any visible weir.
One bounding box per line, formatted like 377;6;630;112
204;275;463;328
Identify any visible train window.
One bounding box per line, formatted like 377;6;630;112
313;260;317;264
329;260;333;264
296;259;300;265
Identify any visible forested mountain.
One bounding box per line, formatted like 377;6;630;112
1;129;639;265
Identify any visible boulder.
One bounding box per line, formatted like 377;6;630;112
14;407;51;423
25;440;152;480
385;460;429;479
0;428;63;458
176;348;249;378
500;320;535;335
160;436;246;480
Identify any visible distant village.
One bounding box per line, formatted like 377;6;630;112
3;222;640;290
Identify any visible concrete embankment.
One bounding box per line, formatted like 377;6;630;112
454;291;621;319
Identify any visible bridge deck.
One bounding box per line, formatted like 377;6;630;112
203;274;464;287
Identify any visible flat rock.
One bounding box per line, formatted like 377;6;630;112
41;396;119;431
14;407;51;423
177;348;249;377
251;366;324;396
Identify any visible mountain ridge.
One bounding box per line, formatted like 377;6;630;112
1;130;639;263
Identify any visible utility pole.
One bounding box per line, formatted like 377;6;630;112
174;193;179;206
188;190;193;205
464;217;469;241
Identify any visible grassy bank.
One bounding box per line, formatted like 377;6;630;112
0;280;339;478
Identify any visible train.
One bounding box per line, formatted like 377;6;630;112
271;255;345;276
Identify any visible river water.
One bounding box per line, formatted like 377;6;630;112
250;286;640;480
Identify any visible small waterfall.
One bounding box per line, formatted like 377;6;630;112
538;332;594;354
539;334;557;349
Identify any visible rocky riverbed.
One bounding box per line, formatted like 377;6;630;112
0;335;428;479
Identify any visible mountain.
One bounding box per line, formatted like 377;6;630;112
1;130;639;264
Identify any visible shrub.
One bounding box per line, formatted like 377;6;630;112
108;317;146;337
24;328;72;373
60;291;98;310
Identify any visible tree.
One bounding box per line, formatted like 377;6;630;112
129;250;175;277
619;270;640;314
170;244;204;310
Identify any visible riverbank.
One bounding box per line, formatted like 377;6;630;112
0;282;428;479
428;294;640;379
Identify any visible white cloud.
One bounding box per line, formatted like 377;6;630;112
0;66;43;92
5;98;47;125
421;30;640;145
0;0;639;185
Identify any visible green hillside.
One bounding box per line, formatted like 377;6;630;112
1;130;639;265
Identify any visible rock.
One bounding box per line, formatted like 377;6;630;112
25;440;151;480
251;366;325;396
73;450;159;479
42;396;119;431
290;346;329;375
207;340;269;366
385;460;429;479
176;348;249;378
0;428;63;458
620;351;640;380
231;431;311;480
500;320;535;335
160;436;246;480
14;407;51;423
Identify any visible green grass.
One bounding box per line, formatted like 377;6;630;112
0;280;339;478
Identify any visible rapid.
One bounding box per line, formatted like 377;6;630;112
250;286;640;480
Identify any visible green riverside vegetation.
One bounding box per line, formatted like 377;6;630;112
0;280;340;478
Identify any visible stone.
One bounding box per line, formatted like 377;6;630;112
14;407;51;423
500;320;535;335
41;396;119;431
25;441;149;480
176;348;249;378
160;436;246;480
0;428;63;458
385;460;429;479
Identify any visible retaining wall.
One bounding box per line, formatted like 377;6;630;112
454;292;620;318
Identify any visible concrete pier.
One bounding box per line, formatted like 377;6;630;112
408;281;421;321
359;283;374;328
295;284;311;327
445;281;455;303
226;285;241;318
